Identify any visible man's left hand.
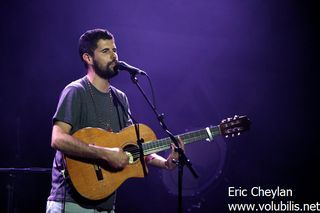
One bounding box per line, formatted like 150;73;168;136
165;137;185;170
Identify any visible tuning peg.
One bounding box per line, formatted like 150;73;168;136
233;115;239;119
237;132;241;136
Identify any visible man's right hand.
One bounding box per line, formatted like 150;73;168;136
101;147;129;169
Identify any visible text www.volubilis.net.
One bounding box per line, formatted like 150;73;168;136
228;201;320;212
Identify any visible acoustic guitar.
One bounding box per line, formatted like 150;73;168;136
65;115;251;200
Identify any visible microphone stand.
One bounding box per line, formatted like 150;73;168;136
133;123;148;176
129;73;198;213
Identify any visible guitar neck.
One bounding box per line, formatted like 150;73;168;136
142;125;221;155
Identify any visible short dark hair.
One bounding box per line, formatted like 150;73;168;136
78;28;114;67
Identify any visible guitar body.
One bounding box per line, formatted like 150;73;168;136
65;124;157;200
64;115;251;201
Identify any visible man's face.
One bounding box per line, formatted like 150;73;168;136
92;39;119;79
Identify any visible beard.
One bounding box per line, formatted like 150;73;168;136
93;59;119;80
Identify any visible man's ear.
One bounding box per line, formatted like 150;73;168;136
82;53;93;66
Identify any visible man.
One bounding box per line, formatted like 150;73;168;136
46;28;183;213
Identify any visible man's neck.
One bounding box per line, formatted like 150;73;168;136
86;69;110;93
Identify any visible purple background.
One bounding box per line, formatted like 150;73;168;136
0;0;319;212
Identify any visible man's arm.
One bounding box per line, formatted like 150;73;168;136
51;121;128;169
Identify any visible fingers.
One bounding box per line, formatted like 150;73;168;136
170;136;185;152
178;136;185;150
118;150;129;167
106;148;129;169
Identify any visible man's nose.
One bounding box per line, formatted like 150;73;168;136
111;52;117;60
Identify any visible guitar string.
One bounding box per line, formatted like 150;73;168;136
108;119;243;161
115;126;221;159
129;139;208;158
123;135;210;158
122;134;211;153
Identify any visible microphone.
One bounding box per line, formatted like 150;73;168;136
116;61;147;75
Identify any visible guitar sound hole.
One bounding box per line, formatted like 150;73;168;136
123;144;140;162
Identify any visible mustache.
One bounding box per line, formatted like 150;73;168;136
110;59;118;65
107;60;118;68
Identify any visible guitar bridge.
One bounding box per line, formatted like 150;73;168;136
93;164;103;181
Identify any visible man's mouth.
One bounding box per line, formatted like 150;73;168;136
111;60;119;71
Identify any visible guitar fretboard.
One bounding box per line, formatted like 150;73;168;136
142;125;221;155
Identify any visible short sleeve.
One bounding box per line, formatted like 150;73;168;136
53;85;82;130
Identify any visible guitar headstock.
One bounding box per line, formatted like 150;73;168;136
219;115;251;138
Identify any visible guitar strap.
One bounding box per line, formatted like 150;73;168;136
109;87;124;130
109;87;136;125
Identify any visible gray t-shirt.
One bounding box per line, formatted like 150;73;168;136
47;76;132;210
